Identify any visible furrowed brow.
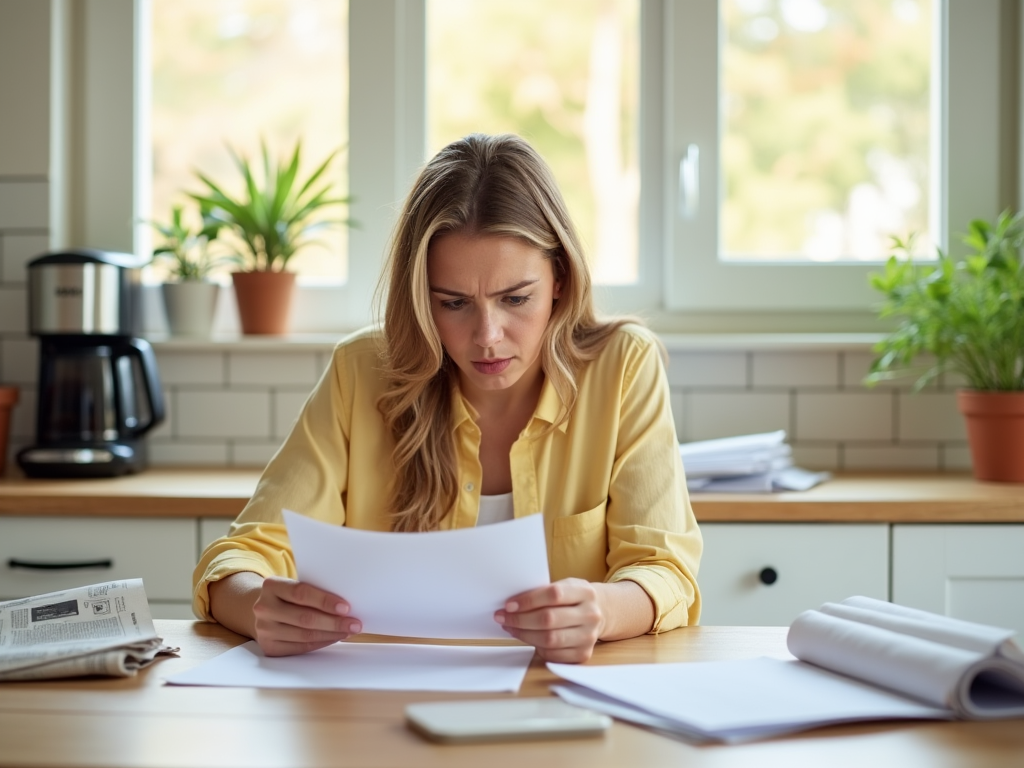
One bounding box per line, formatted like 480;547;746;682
428;279;539;298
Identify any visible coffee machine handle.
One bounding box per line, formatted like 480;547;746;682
124;337;166;436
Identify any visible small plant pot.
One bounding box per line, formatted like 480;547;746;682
231;271;297;335
162;281;220;337
0;386;19;477
957;390;1024;483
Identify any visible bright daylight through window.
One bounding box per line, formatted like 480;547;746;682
722;0;934;262
150;0;349;284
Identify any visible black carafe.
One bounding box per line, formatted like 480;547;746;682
17;250;166;478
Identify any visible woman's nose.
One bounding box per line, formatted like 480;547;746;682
473;306;503;348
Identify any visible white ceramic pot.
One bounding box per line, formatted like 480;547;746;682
161;281;220;337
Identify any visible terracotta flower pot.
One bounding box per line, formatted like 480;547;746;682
231;271;297;335
957;390;1024;483
0;386;19;477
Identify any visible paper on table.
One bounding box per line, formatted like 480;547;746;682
167;640;535;692
548;657;950;743
283;510;550;639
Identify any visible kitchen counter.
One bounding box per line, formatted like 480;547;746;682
1;469;1023;522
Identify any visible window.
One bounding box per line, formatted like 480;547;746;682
150;0;349;283
61;0;1014;334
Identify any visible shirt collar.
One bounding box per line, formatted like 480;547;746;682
450;374;569;434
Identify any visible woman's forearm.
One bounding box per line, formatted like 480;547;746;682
207;571;264;638
595;580;655;641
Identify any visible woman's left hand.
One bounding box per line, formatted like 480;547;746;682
494;578;605;663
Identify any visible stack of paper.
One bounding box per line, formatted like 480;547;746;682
549;596;1024;743
0;579;177;681
679;430;830;492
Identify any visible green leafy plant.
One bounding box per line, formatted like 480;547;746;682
148;205;227;281
188;140;350;272
866;210;1024;392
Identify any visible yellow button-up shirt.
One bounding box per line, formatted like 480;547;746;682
193;324;702;631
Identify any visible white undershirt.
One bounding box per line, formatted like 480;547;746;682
476;492;514;526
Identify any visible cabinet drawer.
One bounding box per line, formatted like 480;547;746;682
0;517;197;601
893;524;1024;635
698;523;889;626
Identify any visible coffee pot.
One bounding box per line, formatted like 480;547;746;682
17;250;166;478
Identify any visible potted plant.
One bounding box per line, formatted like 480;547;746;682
150;205;227;337
866;210;1024;482
189;140;349;335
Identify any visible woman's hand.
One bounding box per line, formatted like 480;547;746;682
250;576;362;657
494;578;605;663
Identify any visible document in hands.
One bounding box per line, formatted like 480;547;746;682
549;596;1024;743
168;513;549;692
0;579;177;681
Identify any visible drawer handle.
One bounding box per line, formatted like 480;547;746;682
7;558;114;571
759;567;778;586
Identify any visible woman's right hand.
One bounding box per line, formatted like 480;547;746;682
250;575;362;656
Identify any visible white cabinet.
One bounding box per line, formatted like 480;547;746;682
0;517;199;620
697;524;889;626
892;524;1024;636
199;518;232;552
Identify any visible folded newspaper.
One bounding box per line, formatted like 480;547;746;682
679;430;830;493
0;579;178;682
548;596;1024;743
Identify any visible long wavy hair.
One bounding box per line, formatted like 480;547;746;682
376;134;633;532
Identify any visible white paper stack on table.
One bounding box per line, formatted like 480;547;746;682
679;430;830;492
549;596;1024;743
0;579;177;681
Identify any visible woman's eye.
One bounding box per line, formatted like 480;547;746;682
440;299;466;311
504;295;531;307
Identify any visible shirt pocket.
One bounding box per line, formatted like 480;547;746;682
549;501;608;583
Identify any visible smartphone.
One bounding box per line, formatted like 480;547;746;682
405;697;612;744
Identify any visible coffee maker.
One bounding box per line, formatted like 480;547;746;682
17;250;166;478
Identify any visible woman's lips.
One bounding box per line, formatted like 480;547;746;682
472;358;512;374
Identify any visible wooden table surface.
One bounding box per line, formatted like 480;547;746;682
1;621;1022;768
2;469;1024;522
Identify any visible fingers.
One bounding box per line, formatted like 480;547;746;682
495;579;604;663
251;577;362;657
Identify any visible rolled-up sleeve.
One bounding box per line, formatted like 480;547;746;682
604;334;702;631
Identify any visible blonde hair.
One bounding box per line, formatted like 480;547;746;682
377;134;634;532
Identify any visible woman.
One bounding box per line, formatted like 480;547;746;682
193;134;701;663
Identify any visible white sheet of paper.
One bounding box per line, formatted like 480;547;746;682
167;640;535;692
283;510;550;639
548;657;950;740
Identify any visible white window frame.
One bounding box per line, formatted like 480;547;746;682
52;0;1015;335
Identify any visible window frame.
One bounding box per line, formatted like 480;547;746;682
56;0;1016;335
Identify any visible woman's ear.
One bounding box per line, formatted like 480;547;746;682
553;279;562;300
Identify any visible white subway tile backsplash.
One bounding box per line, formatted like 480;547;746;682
0;287;26;333
796;392;893;441
898;392;966;441
843;444;941;470
273;390;311;440
687;392;789;441
176;390;271;439
229;351;320;387
1;232;47;282
155;352;226;386
0;337;37;383
943;443;973;471
667;352;747;388
231;441;282;467
790;443;840;471
150;440;229;466
752;352;839;388
843;351;937;390
0;181;48;228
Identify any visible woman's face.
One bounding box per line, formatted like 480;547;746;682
427;232;561;401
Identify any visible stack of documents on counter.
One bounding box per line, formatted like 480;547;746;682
549;596;1024;743
679;429;830;492
168;512;548;693
0;579;177;681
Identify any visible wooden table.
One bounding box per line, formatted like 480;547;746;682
1;621;1022;768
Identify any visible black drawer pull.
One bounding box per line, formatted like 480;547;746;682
7;558;114;571
759;567;778;586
